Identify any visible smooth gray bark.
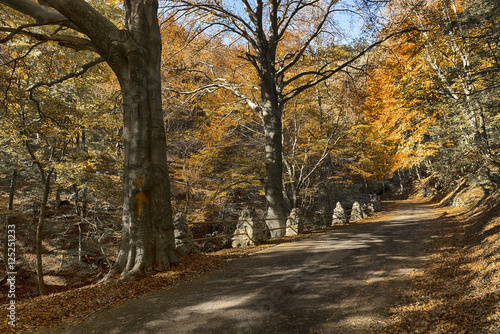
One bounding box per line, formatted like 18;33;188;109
261;84;287;237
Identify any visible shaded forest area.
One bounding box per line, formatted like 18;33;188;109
0;0;499;318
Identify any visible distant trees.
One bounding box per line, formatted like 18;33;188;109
163;18;375;219
282;59;364;209
168;0;394;236
362;39;438;179
364;0;500;184
0;2;123;291
414;0;497;165
160;19;264;221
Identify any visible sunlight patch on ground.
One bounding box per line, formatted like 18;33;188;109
44;275;67;285
185;294;255;313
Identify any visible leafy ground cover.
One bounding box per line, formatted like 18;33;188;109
374;187;500;334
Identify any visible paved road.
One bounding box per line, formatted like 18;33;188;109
43;201;442;334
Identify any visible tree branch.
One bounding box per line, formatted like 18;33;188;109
0;22;59;43
40;0;122;57
283;28;422;103
26;57;106;91
0;26;97;52
0;0;74;27
277;1;338;77
2;0;123;59
167;77;260;112
170;1;259;51
1;42;45;66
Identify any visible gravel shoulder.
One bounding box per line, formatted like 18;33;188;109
37;200;445;334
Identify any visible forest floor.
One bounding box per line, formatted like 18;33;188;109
1;181;499;333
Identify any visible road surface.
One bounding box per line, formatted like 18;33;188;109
40;201;443;334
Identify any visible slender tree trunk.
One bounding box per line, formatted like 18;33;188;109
102;1;179;280
80;130;88;217
54;172;61;209
81;185;88;218
292;185;299;209
362;174;368;191
73;184;81;217
397;169;404;193
36;169;52;296
77;223;82;264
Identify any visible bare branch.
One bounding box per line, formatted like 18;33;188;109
0;41;45;66
2;0;122;60
283;28;422;103
0;26;97;52
0;22;61;43
277;2;338;77
166;76;260;112
26;57;105;91
277;0;322;41
170;1;259;50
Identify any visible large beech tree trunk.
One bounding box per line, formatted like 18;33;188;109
106;53;179;278
261;77;287;238
103;1;179;279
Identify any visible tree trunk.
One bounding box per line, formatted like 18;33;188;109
397;169;404;193
472;103;498;167
261;79;287;238
102;1;179;280
54;172;61;209
77;223;82;264
81;185;88;218
36;169;52;296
